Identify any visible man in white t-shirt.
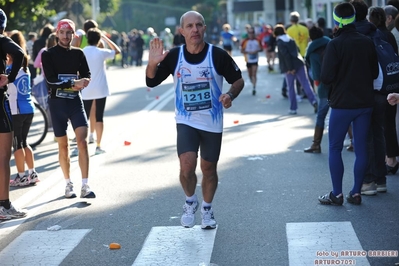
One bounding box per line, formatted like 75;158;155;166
82;28;121;155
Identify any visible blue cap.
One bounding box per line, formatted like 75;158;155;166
0;9;7;29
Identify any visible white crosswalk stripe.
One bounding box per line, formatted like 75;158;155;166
0;221;375;265
287;222;370;266
0;229;91;265
132;226;217;266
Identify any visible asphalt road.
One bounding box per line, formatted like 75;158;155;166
1;49;398;266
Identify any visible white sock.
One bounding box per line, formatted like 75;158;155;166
65;178;71;185
82;178;88;186
18;172;26;178
28;168;35;174
185;194;197;203
202;200;212;209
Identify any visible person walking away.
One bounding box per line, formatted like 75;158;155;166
71;19;102;155
34;33;57;131
360;5;398;195
318;2;378;205
274;24;318;115
41;19;95;199
317;17;333;39
146;11;244;229
7;31;39;186
26;32;37;85
0;8;27;220
287;11;310;58
82;28;121;155
173;25;185;47
303;26;331;153
120;32;130;68
134;30;145;67
220;23;237;56
391;7;399;53
383;5;399;174
32;24;54;72
161;28;174;50
241;29;262;96
258;24;276;73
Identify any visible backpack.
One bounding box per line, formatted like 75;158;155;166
372;30;399;94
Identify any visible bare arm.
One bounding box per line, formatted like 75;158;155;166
101;33;121;55
219;78;245;109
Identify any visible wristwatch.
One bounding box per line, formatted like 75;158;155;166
71;79;75;87
227;92;235;101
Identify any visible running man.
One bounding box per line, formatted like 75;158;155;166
241;28;263;95
146;11;244;229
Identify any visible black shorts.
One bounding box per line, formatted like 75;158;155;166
83;97;107;123
12;113;33;150
0;92;12;133
223;45;233;52
246;62;258;68
176;123;222;162
49;96;88;137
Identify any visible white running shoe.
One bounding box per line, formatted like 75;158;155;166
80;184;96;198
181;201;198;228
65;182;77;198
29;171;40;184
88;135;95;144
0;207;12;220
95;147;105;155
0;203;27;219
201;207;217;229
10;175;30;187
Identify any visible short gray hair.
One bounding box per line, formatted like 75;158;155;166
180;11;205;28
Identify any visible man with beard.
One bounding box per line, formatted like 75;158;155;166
42;19;95;199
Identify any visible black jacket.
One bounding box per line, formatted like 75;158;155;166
321;24;378;109
0;35;24;89
354;20;398;53
42;45;90;97
276;35;305;73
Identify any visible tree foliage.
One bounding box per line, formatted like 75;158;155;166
0;0;120;33
0;0;222;38
114;0;221;34
0;0;52;32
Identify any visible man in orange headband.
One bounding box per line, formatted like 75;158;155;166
42;19;95;199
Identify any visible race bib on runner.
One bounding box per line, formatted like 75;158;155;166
55;74;79;99
182;82;212;111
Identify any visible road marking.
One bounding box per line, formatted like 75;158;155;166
2;86;174;238
0;229;91;265
287;221;370;266
143;87;174;111
132;226;217;266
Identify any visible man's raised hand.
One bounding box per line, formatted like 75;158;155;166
148;38;169;66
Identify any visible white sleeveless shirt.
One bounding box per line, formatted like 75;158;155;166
173;44;224;133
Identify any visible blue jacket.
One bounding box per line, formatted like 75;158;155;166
305;36;331;98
